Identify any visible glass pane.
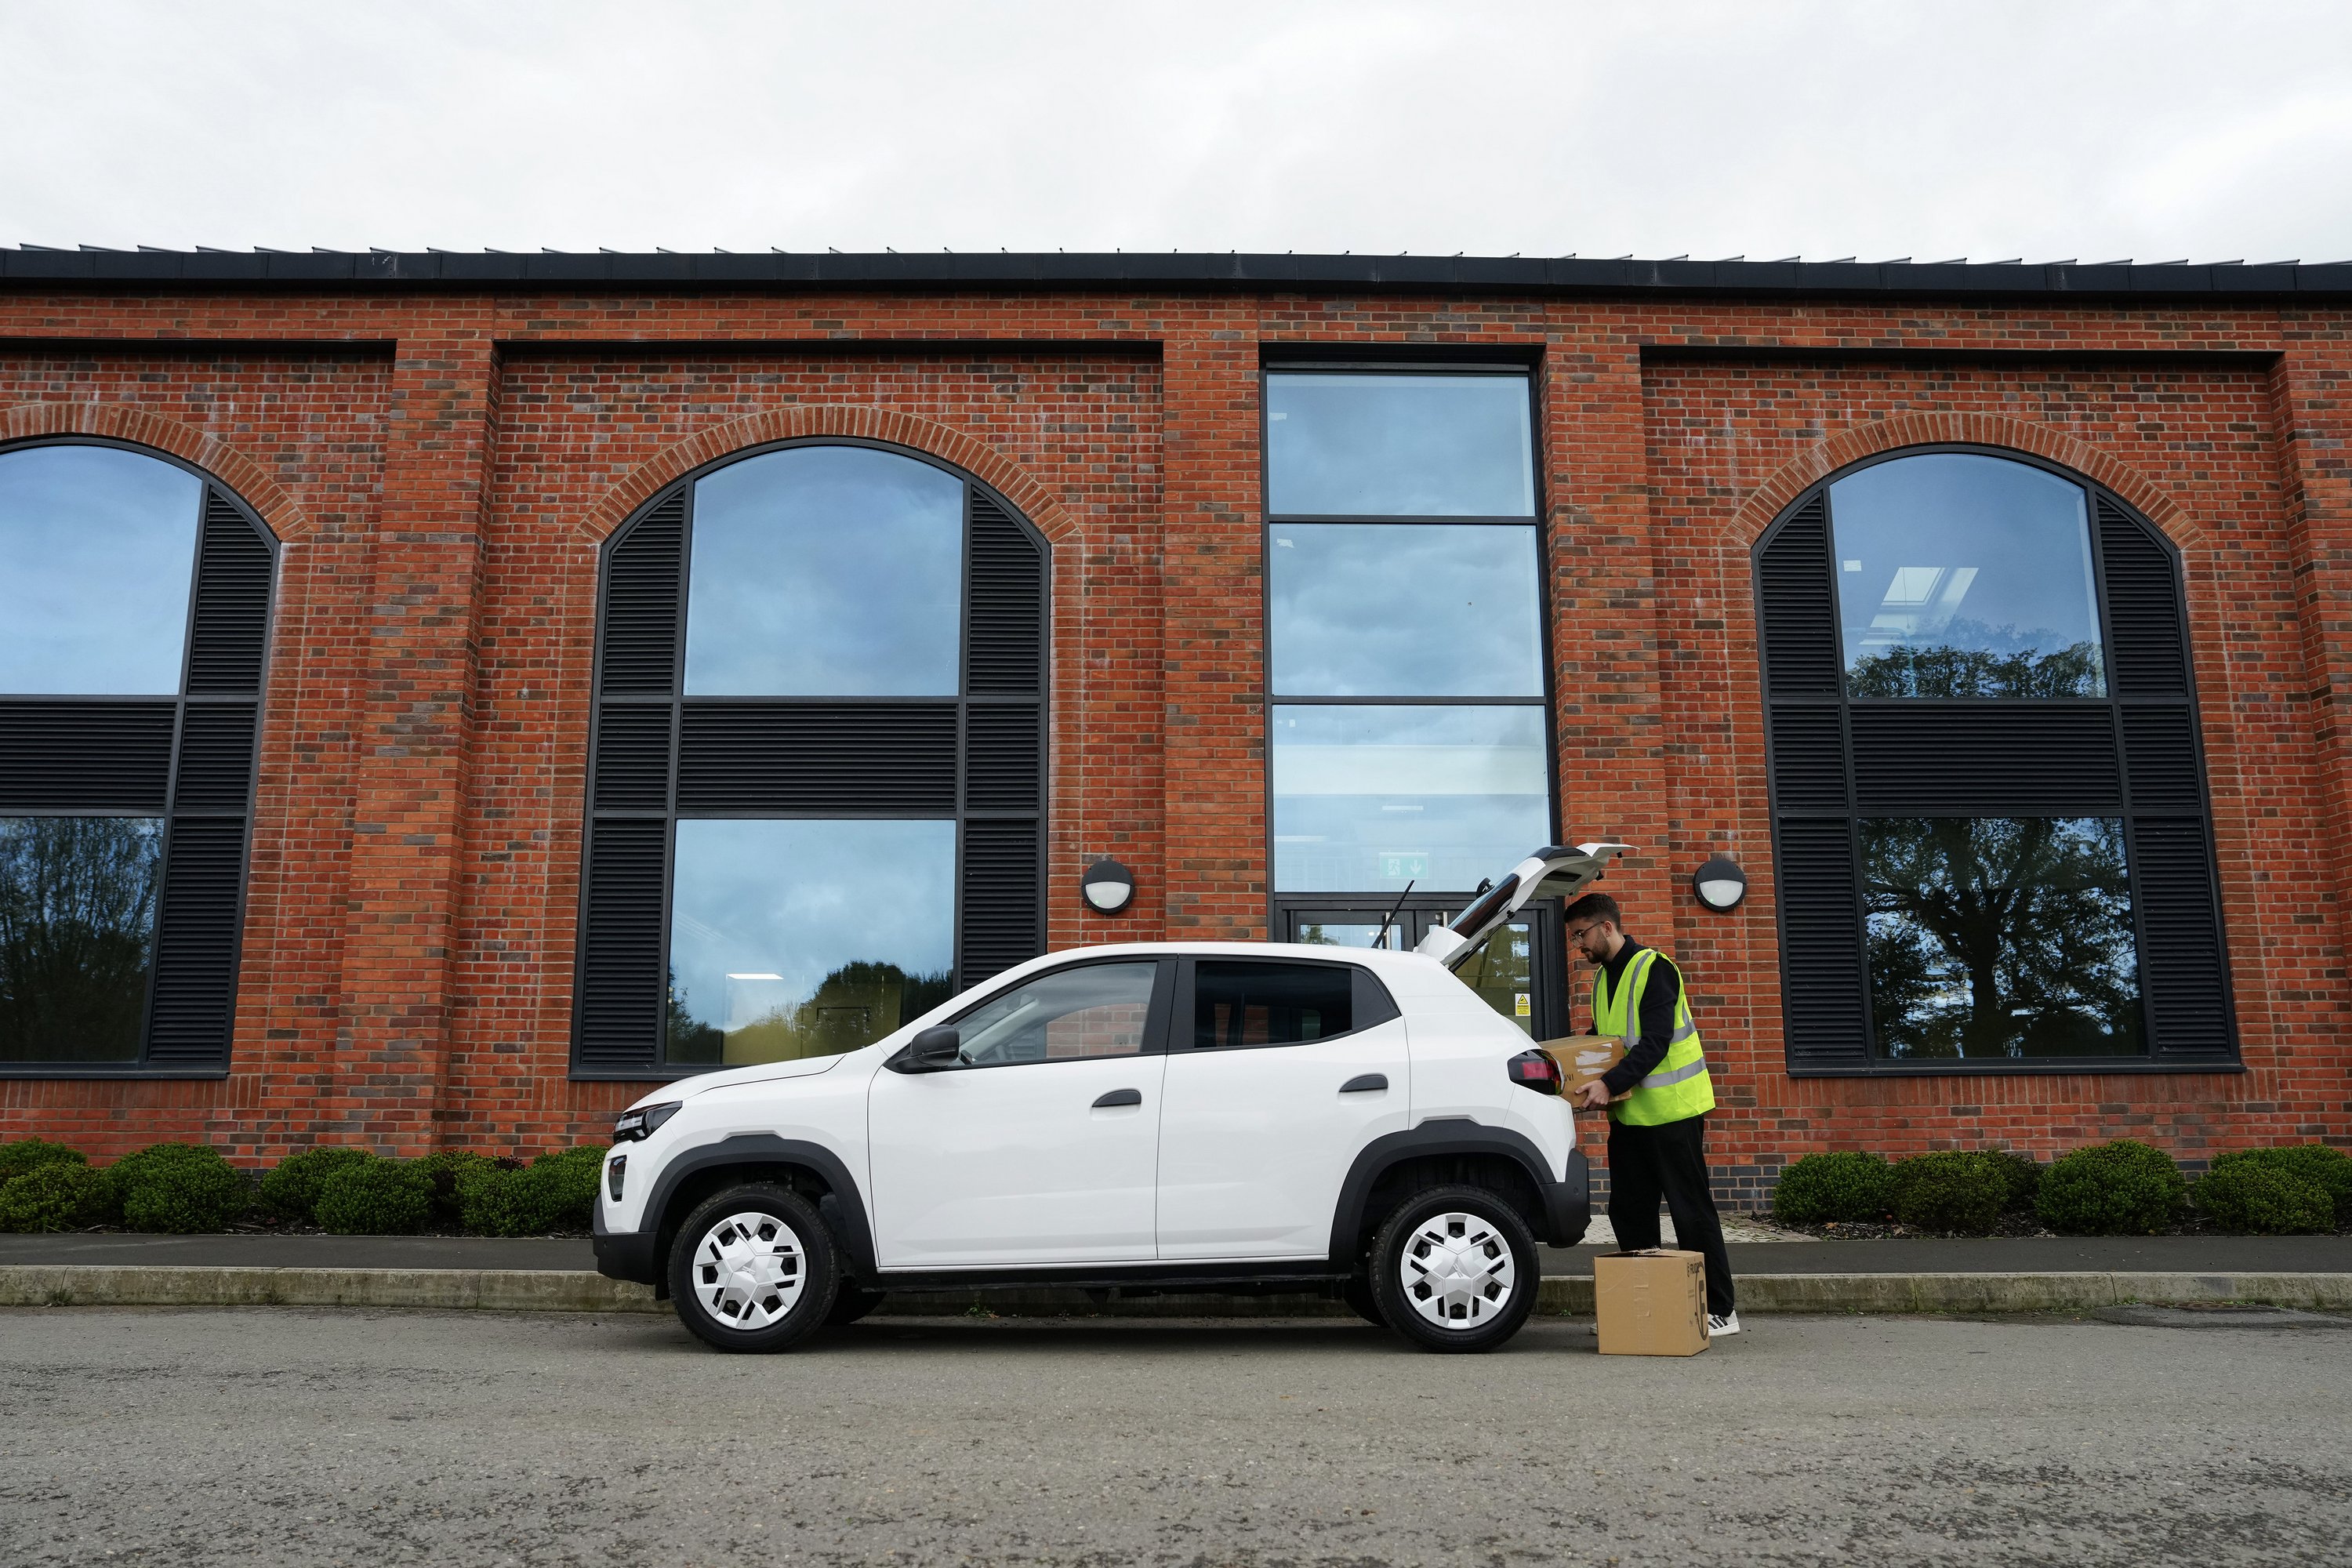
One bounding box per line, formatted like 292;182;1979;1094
684;446;964;695
1266;373;1534;517
1270;524;1543;696
1272;704;1552;892
666;818;956;1065
0;817;163;1062
1454;920;1536;1036
0;447;200;695
1862;817;2144;1059
1294;918;1404;949
1194;961;1355;1047
1830;453;2104;698
953;961;1156;1065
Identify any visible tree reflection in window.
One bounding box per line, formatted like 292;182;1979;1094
0;817;163;1062
1862;817;2144;1059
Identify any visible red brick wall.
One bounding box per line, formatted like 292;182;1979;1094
0;288;2344;1194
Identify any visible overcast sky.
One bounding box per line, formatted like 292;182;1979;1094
2;1;2347;263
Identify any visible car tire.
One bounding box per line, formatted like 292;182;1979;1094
1368;1184;1539;1354
667;1183;839;1353
1340;1272;1383;1326
826;1286;886;1328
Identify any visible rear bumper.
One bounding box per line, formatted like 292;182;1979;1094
591;1201;660;1286
1542;1148;1592;1247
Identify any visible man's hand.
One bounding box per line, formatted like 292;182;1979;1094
1572;1080;1613;1110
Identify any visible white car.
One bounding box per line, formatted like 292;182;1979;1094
594;844;1627;1353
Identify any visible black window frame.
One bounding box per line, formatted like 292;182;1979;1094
1755;442;2239;1076
0;435;276;1079
572;437;1051;1081
1259;360;1563;1013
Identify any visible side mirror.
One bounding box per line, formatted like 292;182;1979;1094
907;1025;962;1070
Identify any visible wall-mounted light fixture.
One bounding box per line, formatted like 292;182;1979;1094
1691;854;1747;912
1081;856;1135;915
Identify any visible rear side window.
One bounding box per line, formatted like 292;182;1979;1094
1193;961;1358;1048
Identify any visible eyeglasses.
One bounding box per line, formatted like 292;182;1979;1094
1568;924;1603;942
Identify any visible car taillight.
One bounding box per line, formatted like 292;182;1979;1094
1507;1048;1561;1095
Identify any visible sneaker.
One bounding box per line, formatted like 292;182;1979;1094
1708;1311;1742;1337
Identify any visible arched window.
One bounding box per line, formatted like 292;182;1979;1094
0;441;275;1073
1755;448;2234;1073
575;441;1048;1077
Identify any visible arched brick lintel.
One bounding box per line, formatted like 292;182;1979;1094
0;400;313;542
575;406;1081;545
1721;412;2207;557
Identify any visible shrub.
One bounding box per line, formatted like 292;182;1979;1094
0;1161;117;1232
107;1142;251;1234
2209;1145;2352;1228
1889;1151;2007;1236
314;1158;434;1235
412;1149;502;1228
0;1138;89;1184
1771;1152;1893;1225
2034;1140;2186;1236
459;1145;607;1236
2195;1160;2334;1235
1978;1147;2042;1212
259;1146;374;1222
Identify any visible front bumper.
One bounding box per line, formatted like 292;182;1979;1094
590;1199;660;1286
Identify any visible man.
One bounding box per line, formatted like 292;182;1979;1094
1563;891;1738;1335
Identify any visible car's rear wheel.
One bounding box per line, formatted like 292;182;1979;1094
667;1184;838;1353
1369;1184;1538;1353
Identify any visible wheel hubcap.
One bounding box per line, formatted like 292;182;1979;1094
692;1210;807;1330
1399;1210;1515;1328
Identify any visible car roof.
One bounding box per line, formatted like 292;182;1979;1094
999;940;1447;979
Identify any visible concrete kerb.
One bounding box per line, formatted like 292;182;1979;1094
4;1266;2350;1317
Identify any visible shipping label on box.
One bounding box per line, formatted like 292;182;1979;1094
1593;1248;1711;1356
1537;1034;1624;1092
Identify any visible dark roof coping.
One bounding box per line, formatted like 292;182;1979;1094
4;248;2348;299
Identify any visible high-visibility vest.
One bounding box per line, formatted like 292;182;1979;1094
1592;946;1714;1127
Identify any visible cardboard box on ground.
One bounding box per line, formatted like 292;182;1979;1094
1593;1249;1711;1356
1537;1034;1623;1093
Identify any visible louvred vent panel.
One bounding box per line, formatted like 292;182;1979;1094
675;702;957;811
601;492;685;695
575;818;668;1071
1758;496;1842;695
1849;705;2122;814
185;492;274;694
1767;705;1846;812
593;703;673;811
172;703;258;812
2131;817;2236;1062
960;818;1042;985
2099;499;2189;696
1772;818;1873;1071
0;701;176;811
144;817;248;1067
2122;707;2204;813
967;493;1046;695
965;703;1043;811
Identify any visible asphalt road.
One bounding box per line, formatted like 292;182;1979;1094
4;1305;2349;1566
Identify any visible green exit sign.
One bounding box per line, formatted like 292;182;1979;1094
1379;851;1428;880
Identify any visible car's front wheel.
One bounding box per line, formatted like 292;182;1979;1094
667;1184;839;1353
1369;1185;1539;1353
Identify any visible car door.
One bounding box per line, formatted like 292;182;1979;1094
1153;956;1411;1261
866;957;1173;1269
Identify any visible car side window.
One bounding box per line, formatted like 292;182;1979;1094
952;961;1159;1066
1192;961;1357;1049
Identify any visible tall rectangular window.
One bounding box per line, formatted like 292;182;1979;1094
1265;368;1555;1031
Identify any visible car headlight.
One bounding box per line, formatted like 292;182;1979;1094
613;1101;682;1142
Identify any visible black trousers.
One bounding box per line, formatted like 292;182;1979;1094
1606;1112;1736;1318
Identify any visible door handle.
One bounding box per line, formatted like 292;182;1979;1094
1339;1073;1388;1094
1092;1088;1143;1109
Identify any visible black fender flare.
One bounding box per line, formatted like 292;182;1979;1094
639;1132;879;1279
1327;1120;1589;1263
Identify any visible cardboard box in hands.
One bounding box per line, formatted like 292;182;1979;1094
1537;1034;1624;1094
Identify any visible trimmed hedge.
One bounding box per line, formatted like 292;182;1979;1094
2208;1145;2352;1229
259;1146;374;1222
2195;1160;2333;1235
413;1149;503;1228
0;1137;89;1185
2035;1140;2186;1236
1771;1152;1893;1225
459;1145;608;1236
1978;1147;2042;1213
314;1158;434;1235
0;1160;117;1232
1889;1151;2006;1236
107;1143;251;1234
